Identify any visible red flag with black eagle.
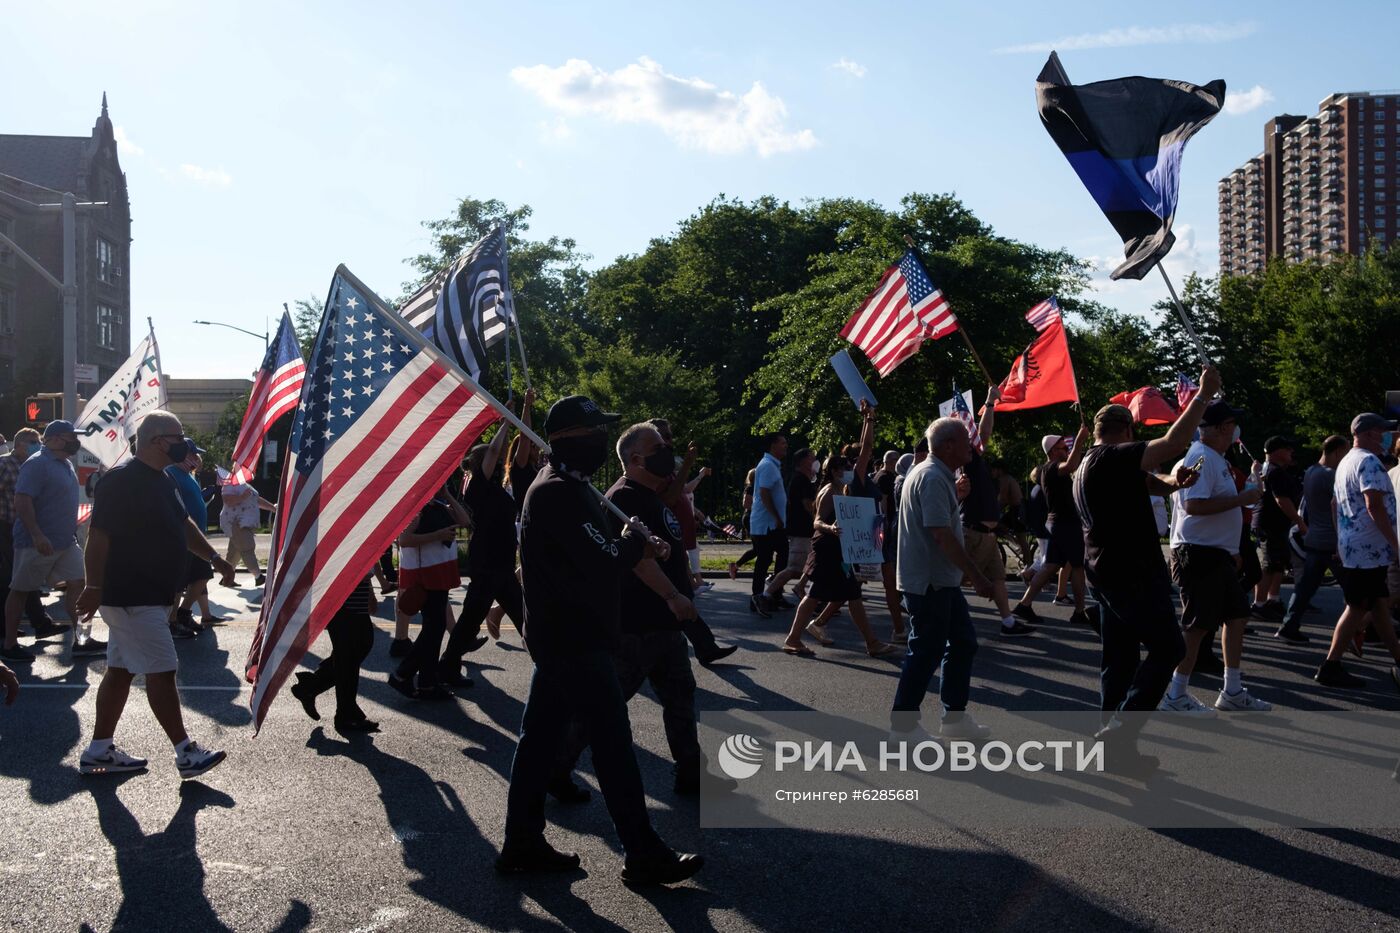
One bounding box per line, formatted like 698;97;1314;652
993;316;1079;412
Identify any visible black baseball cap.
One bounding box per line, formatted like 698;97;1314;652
1200;399;1245;426
1263;435;1294;453
543;395;620;435
1351;412;1398;434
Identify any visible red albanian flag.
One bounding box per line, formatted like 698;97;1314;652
1108;386;1180;425
994;316;1079;412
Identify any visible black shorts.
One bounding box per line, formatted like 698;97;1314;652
1045;521;1084;569
184;555;214;587
1338;566;1389;609
1256;528;1291;573
1171;544;1250;632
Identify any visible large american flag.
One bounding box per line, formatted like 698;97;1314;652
398;225;511;386
227;312;306;484
951;384;985;453
1025;296;1061;332
246;267;502;730
840;250;958;377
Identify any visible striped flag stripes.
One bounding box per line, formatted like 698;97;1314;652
840;250;958;377
227;313;306;484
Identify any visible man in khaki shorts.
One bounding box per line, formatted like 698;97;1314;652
1;420;97;662
76;411;236;779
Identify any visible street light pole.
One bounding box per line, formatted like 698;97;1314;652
62;193;77;420
193;319;268;348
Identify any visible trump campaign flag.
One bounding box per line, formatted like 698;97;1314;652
1036;52;1225;280
994;316;1079;412
74;325;166;469
246;267;504;731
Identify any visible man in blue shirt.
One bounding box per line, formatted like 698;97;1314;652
748;433;795;616
166;445;220;635
2;421;94;661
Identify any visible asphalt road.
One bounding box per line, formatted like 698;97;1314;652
1;571;1398;932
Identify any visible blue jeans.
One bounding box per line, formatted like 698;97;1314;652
1281;548;1340;629
504;650;666;859
891;586;977;723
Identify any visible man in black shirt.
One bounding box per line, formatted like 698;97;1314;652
1014;423;1094;630
499;396;703;886
1073;367;1219;768
1252;436;1303;618
74;411;236;780
553;422;724;796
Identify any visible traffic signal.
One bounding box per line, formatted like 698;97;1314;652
25;396;57;426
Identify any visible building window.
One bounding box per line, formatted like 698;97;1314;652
0;287;12;335
97;304;122;350
96;237;118;283
1379;219;1388;229
0;215;12;266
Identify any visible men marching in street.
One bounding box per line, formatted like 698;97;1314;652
1251;436;1305;620
1161;399;1273;715
1277;435;1349;643
1013;424;1095;632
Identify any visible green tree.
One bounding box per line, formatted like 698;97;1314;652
291;294;322;358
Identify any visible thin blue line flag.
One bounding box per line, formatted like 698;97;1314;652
1036;52;1225;281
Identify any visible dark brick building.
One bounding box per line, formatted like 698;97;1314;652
0;95;132;426
1220;91;1400;277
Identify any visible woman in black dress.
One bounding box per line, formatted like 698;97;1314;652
781;402;899;658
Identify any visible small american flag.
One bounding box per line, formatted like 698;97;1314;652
399;226;512;387
841;250;958;377
721;523;740;538
1024;296;1061;332
1176;372;1199;410
951;383;984;453
227;312;306;484
246;266;503;731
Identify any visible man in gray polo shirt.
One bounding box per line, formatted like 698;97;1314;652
891;417;994;740
1;420;96;662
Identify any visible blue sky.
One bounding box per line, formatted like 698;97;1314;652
7;1;1398;378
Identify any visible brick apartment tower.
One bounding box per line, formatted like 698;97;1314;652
1219;91;1399;277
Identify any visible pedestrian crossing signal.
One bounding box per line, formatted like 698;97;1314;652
25;396;57;426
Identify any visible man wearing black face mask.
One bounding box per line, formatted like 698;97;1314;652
500;396;704;886
3;420;92;661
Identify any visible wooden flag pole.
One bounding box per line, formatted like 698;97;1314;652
903;235;995;386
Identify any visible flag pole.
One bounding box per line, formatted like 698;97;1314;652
903;235;994;385
1156;263;1210;369
500;219;532;390
337;265;650;538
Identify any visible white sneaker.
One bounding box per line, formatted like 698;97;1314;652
1158;692;1218;717
80;745;148;775
805;622;834;646
1215;688;1273;712
939;713;991;740
176;740;227;779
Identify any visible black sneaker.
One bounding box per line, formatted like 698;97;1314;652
255;573;267;587
495;841;582;874
1069;610;1099;635
697;645;739;667
1052;596;1074;607
1011;604;1040;626
72;638;107;657
1314;660;1366;688
998;620;1035;638
388;638;413;658
748;596;772;618
335;716;381;733
0;644;34;662
438;667;474;689
464;635;489;654
380;581;398;595
546;777;591;804
290;673;321;721
1273;626;1309;645
388;672;417;699
1248;603;1273;620
170;624;196;640
621;851;704;886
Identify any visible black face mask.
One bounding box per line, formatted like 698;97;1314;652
164;437;191;463
552;433;609;477
642;445;675;479
62;439;81;456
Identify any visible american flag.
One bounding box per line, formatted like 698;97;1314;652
246;266;502;731
841;250;958;377
227;312;306;484
1025;296;1061;332
951;384;984;452
398;225;512;386
1176;372;1199;410
721;523;740;538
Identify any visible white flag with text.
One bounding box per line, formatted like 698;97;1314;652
75;329;167;469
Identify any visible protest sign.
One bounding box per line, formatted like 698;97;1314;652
833;494;882;564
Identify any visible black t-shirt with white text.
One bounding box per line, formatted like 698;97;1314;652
1073;441;1163;585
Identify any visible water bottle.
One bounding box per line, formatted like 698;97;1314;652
75;615;92;647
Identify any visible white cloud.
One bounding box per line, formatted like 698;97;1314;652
509;56;817;157
997;21;1257;54
831;58;867;78
539;117;572;142
1087;224;1219;314
178;163;232;187
113;126;143;157
1224;84;1275;116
